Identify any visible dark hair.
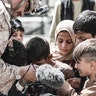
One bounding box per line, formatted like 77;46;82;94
16;26;24;32
73;10;96;37
26;36;50;64
1;40;27;66
73;38;96;62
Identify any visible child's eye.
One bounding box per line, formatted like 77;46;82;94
20;34;23;37
13;34;17;37
79;37;86;41
66;40;73;44
58;40;63;43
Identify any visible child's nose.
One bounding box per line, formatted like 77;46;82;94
62;42;67;48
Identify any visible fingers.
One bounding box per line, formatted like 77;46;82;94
67;78;81;88
20;65;37;82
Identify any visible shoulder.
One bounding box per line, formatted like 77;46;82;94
54;60;75;80
0;1;10;19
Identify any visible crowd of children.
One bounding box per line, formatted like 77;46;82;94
0;0;96;96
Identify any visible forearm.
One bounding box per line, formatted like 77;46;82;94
57;81;74;96
0;41;8;56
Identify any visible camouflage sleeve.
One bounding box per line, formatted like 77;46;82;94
0;59;21;94
0;1;22;95
0;1;11;55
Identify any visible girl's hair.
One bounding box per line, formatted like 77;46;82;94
26;36;50;64
73;38;96;62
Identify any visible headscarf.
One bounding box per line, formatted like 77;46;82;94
51;20;79;62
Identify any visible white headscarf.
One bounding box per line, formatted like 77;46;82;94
51;20;79;61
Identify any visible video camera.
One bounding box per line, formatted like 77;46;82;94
35;4;49;15
23;82;57;96
28;4;49;16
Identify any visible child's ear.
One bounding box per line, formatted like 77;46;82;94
47;54;52;60
90;61;96;69
46;54;52;64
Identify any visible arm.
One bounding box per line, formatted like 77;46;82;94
54;60;75;80
8;64;37;96
57;80;96;96
0;1;11;50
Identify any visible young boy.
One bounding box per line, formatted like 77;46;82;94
73;10;96;42
26;36;74;79
57;38;96;96
67;10;96;93
10;18;24;43
25;36;74;95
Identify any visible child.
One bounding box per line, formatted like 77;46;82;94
57;38;96;96
51;20;78;67
73;10;96;42
26;36;74;79
10;18;24;43
25;36;74;95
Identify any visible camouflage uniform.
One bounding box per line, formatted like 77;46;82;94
0;0;41;94
0;0;21;94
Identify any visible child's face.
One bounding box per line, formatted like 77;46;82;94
75;58;92;77
56;31;74;55
10;31;24;42
76;32;93;42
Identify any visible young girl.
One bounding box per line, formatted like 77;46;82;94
51;20;78;69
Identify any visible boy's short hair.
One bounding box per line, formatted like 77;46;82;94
73;38;96;62
73;10;96;37
16;26;24;32
26;36;50;64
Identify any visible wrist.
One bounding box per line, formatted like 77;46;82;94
19;79;27;87
16;81;24;91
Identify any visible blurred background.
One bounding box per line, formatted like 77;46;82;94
17;0;57;44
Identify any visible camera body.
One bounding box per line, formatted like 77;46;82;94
23;82;57;96
10;19;22;31
35;5;49;15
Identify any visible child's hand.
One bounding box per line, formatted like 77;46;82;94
67;78;81;88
